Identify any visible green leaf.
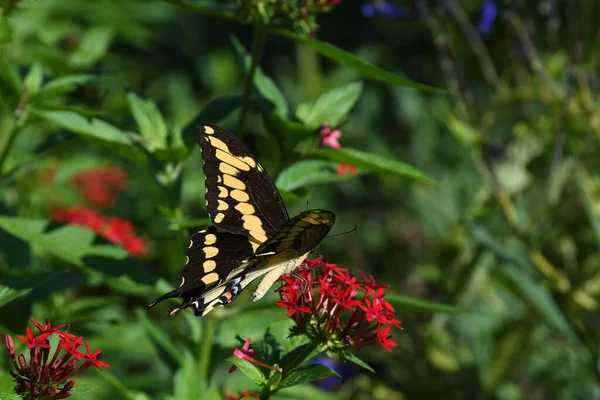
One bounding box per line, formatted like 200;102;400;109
344;353;375;373
0;285;31;308
577;169;600;248
296;82;362;128
0;55;21;95
171;351;205;399
231;36;289;115
279;364;339;389
314;148;434;182
496;266;577;342
69;26;114;68
269;28;442;92
0;216;95;267
32;109;137;145
23;63;44;96
127;93;169;151
0;16;12;44
226;357;267;386
135;308;183;371
385;293;463;314
33;74;95;100
276;160;355;192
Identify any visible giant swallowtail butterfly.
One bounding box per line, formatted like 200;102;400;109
148;124;335;317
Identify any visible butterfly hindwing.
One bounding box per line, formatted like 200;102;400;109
147;226;254;316
199;124;289;246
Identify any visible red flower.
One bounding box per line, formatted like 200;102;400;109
52;207;148;257
276;257;402;353
72;166;128;208
5;319;109;399
318;122;342;149
229;338;282;373
336;164;358;176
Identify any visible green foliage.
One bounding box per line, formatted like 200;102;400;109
1;0;599;399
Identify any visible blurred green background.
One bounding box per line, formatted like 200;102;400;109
1;0;600;399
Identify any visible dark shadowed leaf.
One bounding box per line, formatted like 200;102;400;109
344;353;375;373
279;364;339;388
0;285;31;309
270;28;442;92
182;96;242;149
136;308;183;371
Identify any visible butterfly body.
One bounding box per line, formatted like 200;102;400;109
148;124;335;317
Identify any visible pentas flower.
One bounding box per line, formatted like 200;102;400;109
477;0;497;36
52;207;148;257
317;122;358;176
5;318;109;399
229;337;282;373
72;166;128;209
276;257;402;353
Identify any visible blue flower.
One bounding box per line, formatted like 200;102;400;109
477;0;498;36
362;1;406;18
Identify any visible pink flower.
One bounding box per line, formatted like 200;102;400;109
318;122;342;149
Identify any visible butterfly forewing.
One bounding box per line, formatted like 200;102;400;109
199;124;288;246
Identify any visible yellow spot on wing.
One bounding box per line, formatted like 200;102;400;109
235;202;255;215
214;213;225;223
203;126;215;134
215;149;251;171
219;162;239;176
231;189;250;202
243;215;265;235
208;136;230;152
203;260;216;272
201;272;219;285
203;246;219;258
217;200;229;211
204;234;216;245
243;156;257;167
223;175;246;190
218;186;229;198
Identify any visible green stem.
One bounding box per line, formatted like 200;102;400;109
199;317;216;378
97;370;139;400
163;0;236;20
0;125;20;178
237;27;268;137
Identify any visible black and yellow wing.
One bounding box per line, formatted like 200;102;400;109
148;124;335;317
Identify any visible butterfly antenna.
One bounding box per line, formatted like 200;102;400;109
325;226;358;239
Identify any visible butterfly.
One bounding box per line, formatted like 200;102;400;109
148;124;335;317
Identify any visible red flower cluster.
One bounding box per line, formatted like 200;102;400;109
52;207;148;257
72;167;128;208
276;257;402;352
317;122;358;176
5;318;109;399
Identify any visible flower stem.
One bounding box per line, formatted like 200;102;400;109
199;317;216;378
237;27;268;137
0;125;20;178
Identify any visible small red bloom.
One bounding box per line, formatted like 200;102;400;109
319;122;342;149
276;257;402;353
336;163;358;175
16;327;51;350
5;319;109;399
229;338;282;373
